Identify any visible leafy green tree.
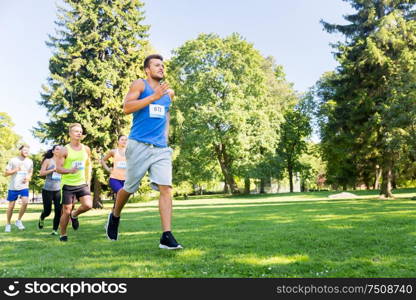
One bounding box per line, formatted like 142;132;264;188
298;143;327;191
275;106;312;192
168;33;291;194
241;57;297;193
314;72;361;190
34;0;150;206
319;0;416;197
0;113;21;197
393;70;416;186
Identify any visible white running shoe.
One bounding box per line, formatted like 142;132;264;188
5;224;11;232
15;220;25;230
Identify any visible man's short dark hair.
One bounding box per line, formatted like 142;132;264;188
144;54;163;69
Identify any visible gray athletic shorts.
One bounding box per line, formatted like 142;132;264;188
123;139;172;193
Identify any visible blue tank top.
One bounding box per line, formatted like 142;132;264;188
129;79;171;147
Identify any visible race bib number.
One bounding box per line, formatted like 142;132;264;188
51;172;62;181
16;171;27;178
115;161;127;169
149;104;165;118
16;171;27;183
72;161;85;170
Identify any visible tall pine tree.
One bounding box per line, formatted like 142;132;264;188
319;0;416;197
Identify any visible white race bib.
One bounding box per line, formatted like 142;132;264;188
115;161;127;169
149;104;165;119
72;161;85;170
51;172;62;181
16;171;27;183
16;170;27;178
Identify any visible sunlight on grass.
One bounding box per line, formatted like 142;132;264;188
76;260;145;270
370;210;415;217
0;260;23;268
261;215;293;222
175;249;205;260
234;254;309;266
314;214;354;222
327;225;353;229
120;231;158;236
0;236;44;243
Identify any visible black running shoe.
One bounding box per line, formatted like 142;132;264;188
159;231;183;250
70;212;79;230
106;212;120;241
60;236;68;242
38;218;44;229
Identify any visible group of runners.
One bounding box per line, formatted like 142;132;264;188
3;54;183;250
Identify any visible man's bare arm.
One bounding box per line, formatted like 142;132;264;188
85;146;92;185
4;167;19;177
165;89;174;139
26;168;33;182
56;148;77;174
101;150;114;173
123;79;170;114
39;159;54;177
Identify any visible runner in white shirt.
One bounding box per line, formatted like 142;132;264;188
4;145;33;232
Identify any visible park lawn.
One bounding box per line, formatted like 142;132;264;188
0;189;415;278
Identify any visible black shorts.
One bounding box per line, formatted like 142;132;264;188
62;184;91;205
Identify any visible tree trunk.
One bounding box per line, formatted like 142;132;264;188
300;179;308;192
373;165;382;190
214;143;239;194
288;164;294;193
222;167;239;194
260;178;265;194
92;175;103;208
380;158;393;198
223;182;230;194
363;172;371;190
244;178;250;194
392;171;397;190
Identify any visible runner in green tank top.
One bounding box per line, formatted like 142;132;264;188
55;123;92;242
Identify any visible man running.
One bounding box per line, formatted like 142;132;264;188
101;135;127;206
4;145;33;232
56;123;92;242
106;54;182;249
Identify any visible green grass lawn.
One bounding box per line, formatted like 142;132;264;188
0;189;415;278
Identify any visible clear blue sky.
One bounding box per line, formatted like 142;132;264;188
0;0;353;153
